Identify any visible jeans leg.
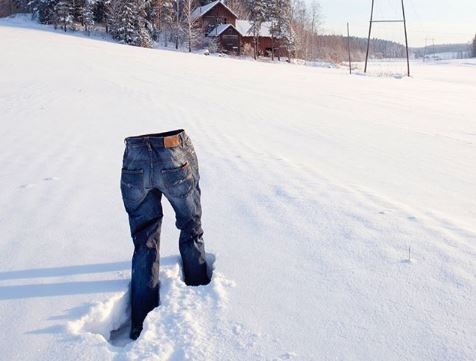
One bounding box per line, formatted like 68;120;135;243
163;172;209;286
125;190;163;339
178;216;209;286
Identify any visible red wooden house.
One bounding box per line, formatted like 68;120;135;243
191;0;286;57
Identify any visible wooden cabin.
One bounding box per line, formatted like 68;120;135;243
191;0;238;34
192;0;286;57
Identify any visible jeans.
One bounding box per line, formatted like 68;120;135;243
120;129;210;339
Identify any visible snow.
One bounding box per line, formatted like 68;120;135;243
207;23;234;37
236;19;272;38
0;17;476;361
190;0;237;23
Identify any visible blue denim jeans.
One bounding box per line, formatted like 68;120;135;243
120;129;209;339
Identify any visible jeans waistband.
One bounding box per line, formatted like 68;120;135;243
125;129;188;148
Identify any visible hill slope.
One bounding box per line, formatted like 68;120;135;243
0;21;475;361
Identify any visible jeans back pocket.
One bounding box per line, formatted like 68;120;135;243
161;162;194;198
121;168;146;203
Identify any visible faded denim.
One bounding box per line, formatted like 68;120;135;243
120;129;209;339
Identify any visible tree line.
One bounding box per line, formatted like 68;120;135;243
11;0;323;57
9;0;446;63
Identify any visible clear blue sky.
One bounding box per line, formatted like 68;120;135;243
316;0;476;46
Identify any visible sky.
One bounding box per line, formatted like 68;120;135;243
316;0;476;47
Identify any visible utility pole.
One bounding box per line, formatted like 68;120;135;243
364;0;375;73
364;0;411;76
401;0;410;76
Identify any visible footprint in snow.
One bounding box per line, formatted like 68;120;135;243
19;177;59;189
67;284;132;347
67;253;233;354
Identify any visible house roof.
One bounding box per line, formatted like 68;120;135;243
191;0;238;22
235;20;272;38
207;20;275;38
207;23;238;37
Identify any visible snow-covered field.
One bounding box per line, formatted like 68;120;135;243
0;18;475;361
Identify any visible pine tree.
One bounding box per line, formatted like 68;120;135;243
29;0;58;25
115;0;136;44
71;0;85;25
134;0;153;47
110;0;152;47
269;0;293;60
106;0;117;34
92;0;109;31
246;0;271;59
144;0;161;40
82;0;94;35
159;0;175;46
55;0;74;31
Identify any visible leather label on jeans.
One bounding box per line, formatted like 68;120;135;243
164;135;180;148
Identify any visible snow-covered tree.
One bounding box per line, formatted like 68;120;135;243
135;0;153;47
112;0;136;44
158;0;174;46
144;0;161;40
55;0;74;31
71;0;85;25
91;0;109;31
29;0;57;25
246;0;271;59
82;0;94;35
109;0;152;47
269;0;294;60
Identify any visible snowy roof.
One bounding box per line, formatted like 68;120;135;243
191;0;238;22
235;20;272;38
207;24;237;37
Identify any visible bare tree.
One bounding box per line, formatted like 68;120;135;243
291;0;308;59
226;0;249;19
182;0;200;52
308;0;321;59
172;0;183;49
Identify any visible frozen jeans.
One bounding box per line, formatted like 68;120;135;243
120;129;210;340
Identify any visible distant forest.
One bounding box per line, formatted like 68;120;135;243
316;35;407;62
412;43;472;58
